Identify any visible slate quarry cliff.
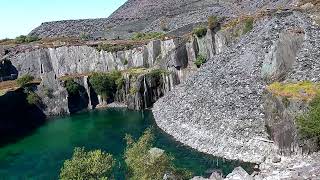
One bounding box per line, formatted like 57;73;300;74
1;0;320;179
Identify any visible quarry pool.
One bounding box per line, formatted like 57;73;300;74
0;108;252;179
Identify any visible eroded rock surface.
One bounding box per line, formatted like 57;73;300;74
153;12;319;164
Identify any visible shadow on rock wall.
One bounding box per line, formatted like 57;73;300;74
0;89;46;147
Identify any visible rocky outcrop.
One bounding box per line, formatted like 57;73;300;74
153;11;319;164
263;92;319;156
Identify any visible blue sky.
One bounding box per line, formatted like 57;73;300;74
0;0;127;39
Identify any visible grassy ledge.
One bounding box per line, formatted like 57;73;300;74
267;81;320;101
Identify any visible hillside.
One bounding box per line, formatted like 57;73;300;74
29;0;295;39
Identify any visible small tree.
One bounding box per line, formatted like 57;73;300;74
16;75;34;87
60;147;115;180
124;129;194;180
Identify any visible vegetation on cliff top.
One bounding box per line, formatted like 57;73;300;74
89;70;124;99
15;35;41;44
96;43;134;52
60;147;115;180
131;32;165;41
267;81;320;101
65;78;81;95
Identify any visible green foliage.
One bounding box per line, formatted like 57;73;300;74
27;92;41;105
16;75;34;87
15;35;40;43
242;17;254;34
89;72;117;99
296;94;320;139
65;78;81;95
80;32;90;41
124;129;171;180
60;147;115;180
131;32;165;41
109;70;124;90
194;54;207;68
147;69;169;79
96;44;133;52
208;16;218;30
192;26;207;38
124;129;192;180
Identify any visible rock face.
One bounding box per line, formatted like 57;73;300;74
153;11;320;164
29;0;295;39
4;30;223;115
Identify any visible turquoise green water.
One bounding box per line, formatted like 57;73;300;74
0;108;252;179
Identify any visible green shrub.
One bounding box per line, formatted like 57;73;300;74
60;147;115;180
27;92;41;105
65;78;81;95
96;44;133;52
242;17;254;34
194;55;207;68
193;26;207;38
89;72;116;99
124;129;192;180
109;70;124;90
15;35;40;43
147;69;169;79
16;75;34;87
208;16;218;30
296;94;320;139
131;32;165;41
124;129;172;180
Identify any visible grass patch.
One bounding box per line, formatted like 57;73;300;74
131;32;165;41
267;81;320;101
96;43;133;52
